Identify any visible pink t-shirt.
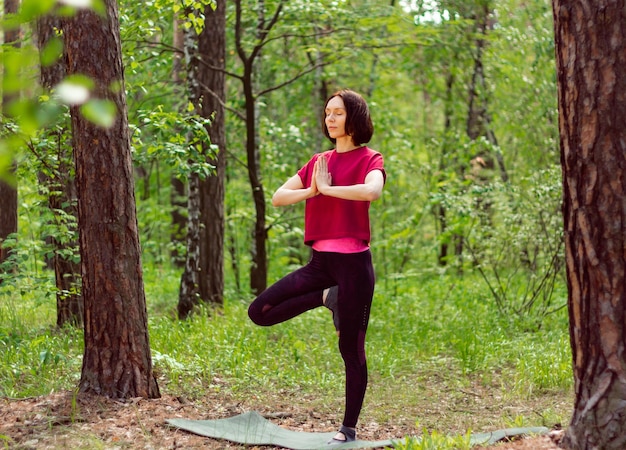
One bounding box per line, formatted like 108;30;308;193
297;146;385;248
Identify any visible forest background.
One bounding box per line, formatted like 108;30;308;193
0;0;570;448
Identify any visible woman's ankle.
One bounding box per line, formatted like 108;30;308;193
333;425;356;441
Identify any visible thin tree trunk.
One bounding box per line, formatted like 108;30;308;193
227;212;242;293
170;18;187;267
465;2;507;182
178;173;201;319
437;69;454;266
553;0;626;448
0;0;20;281
245;0;268;295
65;1;159;399
177;12;204;318
37;13;83;328
245;72;268;294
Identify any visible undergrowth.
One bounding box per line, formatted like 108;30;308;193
0;267;573;448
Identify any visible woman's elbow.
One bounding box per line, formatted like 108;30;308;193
365;187;383;202
272;189;290;206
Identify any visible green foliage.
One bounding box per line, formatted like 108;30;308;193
133;108;216;181
393;428;472;450
0;100;81;294
0;0;118;181
436;166;565;324
0;269;572;445
0;273;82;397
0;179;67;300
1;1;569;444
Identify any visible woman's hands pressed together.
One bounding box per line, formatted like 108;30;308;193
272;152;384;207
313;156;332;195
313;154;384;202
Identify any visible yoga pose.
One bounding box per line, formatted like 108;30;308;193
248;89;385;445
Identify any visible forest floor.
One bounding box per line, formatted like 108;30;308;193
1;390;565;449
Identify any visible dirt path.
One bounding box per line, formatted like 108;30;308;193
0;391;563;449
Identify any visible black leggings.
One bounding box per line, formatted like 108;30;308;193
248;249;375;428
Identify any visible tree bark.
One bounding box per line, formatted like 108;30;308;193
37;13;83;328
179;0;226;315
178;173;201;318
65;1;160;398
437;69;455;266
466;2;508;183
177;9;205;318
0;0;20;281
245;65;268;295
235;0;271;295
170;18;187;267
553;1;626;448
198;0;226;305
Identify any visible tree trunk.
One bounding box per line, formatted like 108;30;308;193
170;18;187;268
37;13;83;328
178;173;201;319
177;9;208;318
553;1;626;448
466;1;508;183
197;0;226;305
245;67;268;295
243;0;269;295
437;69;454;266
0;0;20;281
65;2;160;399
0;174;18;277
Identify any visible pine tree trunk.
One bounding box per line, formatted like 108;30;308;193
37;13;83;328
553;0;626;448
198;0;226;306
0;0;20;281
177;0;226;313
65;1;159;399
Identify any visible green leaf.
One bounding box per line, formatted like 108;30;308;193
39;36;64;67
80;99;117;128
55;0;106;16
6;99;40;135
57;0;93;8
55;82;90;106
19;0;56;22
63;74;96;90
0;140;17;186
54;74;96;105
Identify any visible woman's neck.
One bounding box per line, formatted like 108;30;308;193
335;137;360;153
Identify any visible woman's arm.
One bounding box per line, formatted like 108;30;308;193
271;173;318;206
315;156;384;202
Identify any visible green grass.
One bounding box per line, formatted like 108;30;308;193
0;267;573;447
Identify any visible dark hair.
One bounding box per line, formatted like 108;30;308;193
322;89;374;145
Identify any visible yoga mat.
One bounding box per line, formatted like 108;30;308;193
167;410;549;449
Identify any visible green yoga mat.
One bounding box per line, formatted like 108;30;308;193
167;411;549;449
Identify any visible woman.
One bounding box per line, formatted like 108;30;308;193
248;89;385;444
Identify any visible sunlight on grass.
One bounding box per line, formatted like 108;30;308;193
392;429;472;450
0;268;573;448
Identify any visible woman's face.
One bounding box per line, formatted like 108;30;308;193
325;96;348;141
